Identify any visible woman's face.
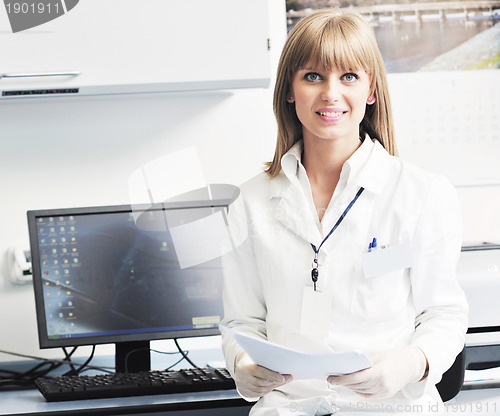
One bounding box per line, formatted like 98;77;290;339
289;64;374;146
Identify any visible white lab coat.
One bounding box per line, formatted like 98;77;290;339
221;138;468;415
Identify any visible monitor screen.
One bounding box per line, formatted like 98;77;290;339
27;188;237;372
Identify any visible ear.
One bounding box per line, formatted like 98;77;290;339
367;95;376;105
287;93;295;103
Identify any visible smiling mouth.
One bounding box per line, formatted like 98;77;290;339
317;111;344;117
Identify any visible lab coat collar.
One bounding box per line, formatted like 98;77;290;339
272;141;322;242
268;140;301;199
268;137;393;242
275;175;323;243
270;136;392;199
281;140;303;181
344;136;390;195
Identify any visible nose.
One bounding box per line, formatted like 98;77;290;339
321;79;339;103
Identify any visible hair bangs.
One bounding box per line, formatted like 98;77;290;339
292;14;377;79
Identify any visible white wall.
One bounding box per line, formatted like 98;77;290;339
0;2;287;361
389;70;500;245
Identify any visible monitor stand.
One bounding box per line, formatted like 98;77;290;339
115;340;151;373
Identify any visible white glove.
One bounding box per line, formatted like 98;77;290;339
233;351;293;399
327;346;428;400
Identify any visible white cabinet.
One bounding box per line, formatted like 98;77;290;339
0;0;271;98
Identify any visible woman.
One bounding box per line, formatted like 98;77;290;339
221;9;468;415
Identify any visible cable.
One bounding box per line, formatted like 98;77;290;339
173;338;200;369
122;347;190;373
0;358;59;388
123;347;150;373
0;348;112;371
61;347;78;375
61;345;96;376
0;349;65;387
165;354;186;371
148;348;187;371
0;343;194;386
0;347;107;388
75;345;96;374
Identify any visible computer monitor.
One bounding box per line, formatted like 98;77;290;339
27;186;238;373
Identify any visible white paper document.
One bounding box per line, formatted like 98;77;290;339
221;326;371;380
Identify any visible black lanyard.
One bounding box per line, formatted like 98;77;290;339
310;187;365;290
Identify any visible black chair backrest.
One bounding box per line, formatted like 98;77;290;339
436;346;466;402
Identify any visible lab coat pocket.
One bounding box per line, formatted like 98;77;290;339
351;266;411;323
361;242;413;279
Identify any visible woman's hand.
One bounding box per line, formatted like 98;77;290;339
234;351;293;399
327;346;427;400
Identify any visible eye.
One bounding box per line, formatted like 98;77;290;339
304;72;322;82
342;73;359;82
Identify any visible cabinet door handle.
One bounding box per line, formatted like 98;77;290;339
0;70;81;79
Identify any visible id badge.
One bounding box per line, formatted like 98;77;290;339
300;287;333;336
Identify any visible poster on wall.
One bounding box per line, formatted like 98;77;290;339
286;1;500;186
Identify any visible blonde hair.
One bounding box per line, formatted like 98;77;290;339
266;9;396;177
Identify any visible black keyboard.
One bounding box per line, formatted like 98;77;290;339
34;367;236;402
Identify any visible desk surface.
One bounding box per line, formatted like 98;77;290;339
449;388;500;415
0;388;251;416
2;349;500;416
3;387;500;416
0;349;252;416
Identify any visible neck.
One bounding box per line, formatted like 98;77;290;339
302;136;361;187
302;136;361;222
